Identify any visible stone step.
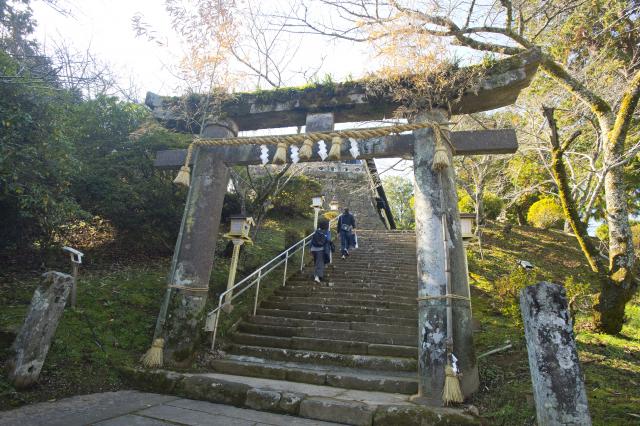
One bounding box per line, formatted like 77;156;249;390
122;369;482;426
280;285;416;298
260;301;417;319
267;296;416;311
231;332;417;357
210;356;419;395
227;344;418;372
324;270;416;278
323;262;416;269
284;282;415;294
338;250;415;255
329;257;416;262
275;288;415;304
280;282;415;292
321;275;415;283
238;322;416;346
255;308;417;327
248;315;417;336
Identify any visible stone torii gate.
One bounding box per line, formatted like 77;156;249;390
147;49;540;405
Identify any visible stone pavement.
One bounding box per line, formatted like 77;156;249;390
0;391;342;426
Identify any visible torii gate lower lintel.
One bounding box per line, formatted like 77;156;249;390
149;50;541;405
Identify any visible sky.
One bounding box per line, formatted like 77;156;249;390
31;0;375;100
30;0;414;177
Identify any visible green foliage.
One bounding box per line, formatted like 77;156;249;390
527;197;564;229
68;96;189;252
0;50;84;252
322;210;339;221
382;175;414;229
595;223;608;241
458;192;503;220
268;175;322;218
492;267;537;327
596;222;640;259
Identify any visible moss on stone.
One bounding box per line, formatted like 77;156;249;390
373;404;484;426
118;367;183;394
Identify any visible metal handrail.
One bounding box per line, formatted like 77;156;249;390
206;218;337;349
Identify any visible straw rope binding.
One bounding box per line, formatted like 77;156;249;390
173;121;453;186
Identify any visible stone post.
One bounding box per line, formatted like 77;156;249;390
7;272;73;389
161;120;236;366
411;109;479;404
520;282;591;426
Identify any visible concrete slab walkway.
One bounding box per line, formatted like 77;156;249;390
0;391;342;426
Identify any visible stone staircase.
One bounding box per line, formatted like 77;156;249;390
212;229;420;396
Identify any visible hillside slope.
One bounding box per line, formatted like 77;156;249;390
467;223;639;425
1;222;638;425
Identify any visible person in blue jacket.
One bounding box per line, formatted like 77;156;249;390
309;220;332;283
337;208;356;259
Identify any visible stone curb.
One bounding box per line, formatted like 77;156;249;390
119;368;484;426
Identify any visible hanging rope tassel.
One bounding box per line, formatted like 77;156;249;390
327;136;342;161
299;139;314;160
140;338;164;368
272;142;288;164
173;166;191;187
173;145;194;187
442;363;464;405
431;124;452;171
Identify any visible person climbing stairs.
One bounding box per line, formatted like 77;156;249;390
210;229;419;395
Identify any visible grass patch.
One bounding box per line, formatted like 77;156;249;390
1;220;638;426
468;223;640;426
0;217;312;410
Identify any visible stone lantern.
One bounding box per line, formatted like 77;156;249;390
227;215;255;241
222;215;254;312
329;197;339;211
311;195;324;229
459;213;476;242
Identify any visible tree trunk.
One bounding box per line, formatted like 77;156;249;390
593;280;635;334
596;123;637;333
475;188;484;226
543;107;603;274
543;107;635;333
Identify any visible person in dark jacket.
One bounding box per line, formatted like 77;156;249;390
337;208;356;259
310;220;332;283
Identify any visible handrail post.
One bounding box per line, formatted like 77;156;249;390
253;269;262;316
206;228;335;348
283;250;289;287
210;296;223;350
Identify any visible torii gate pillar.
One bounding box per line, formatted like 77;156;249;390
412;109;479;404
160;120;236;366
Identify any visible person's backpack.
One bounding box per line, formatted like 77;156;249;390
311;230;327;248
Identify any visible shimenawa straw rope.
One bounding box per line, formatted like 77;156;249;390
173;122;453;186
